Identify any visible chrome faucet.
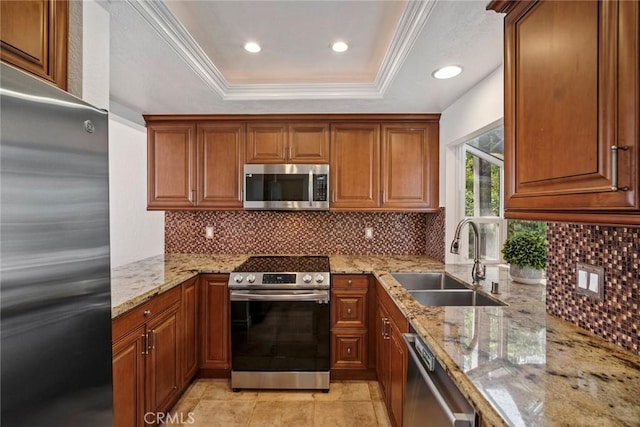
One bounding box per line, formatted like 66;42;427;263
450;218;486;286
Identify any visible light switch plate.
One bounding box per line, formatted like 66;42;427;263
205;226;214;239
576;263;604;300
364;227;373;239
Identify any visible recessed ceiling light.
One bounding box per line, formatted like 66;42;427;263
244;42;261;53
331;41;349;53
432;65;463;79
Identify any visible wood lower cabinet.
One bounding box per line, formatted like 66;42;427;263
375;280;409;427
180;276;199;384
199;274;231;371
112;280;197;427
147;122;196;209
331;275;371;373
1;0;68;90
489;0;640;225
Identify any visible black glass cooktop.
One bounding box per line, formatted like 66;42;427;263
234;256;330;273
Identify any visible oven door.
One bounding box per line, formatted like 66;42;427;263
230;289;330;374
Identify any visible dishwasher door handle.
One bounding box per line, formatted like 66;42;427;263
403;334;474;427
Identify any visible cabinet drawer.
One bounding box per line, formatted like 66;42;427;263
331;331;368;369
112;284;183;342
331;289;367;328
332;275;369;289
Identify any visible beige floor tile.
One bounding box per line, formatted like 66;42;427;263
183;379;213;399
190;400;255;427
248;401;314;427
373;400;392;427
257;389;315;401
367;381;384;401
312;381;371;401
313;401;378;427
200;380;258;401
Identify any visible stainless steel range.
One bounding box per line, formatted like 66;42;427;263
228;256;331;391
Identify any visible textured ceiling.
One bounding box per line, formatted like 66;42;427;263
109;0;504;119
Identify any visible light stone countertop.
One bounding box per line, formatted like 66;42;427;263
111;254;640;427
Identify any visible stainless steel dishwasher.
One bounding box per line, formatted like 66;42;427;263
403;333;476;427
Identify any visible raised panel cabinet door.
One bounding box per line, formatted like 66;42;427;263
197;122;245;208
375;301;390;399
330;123;381;209
288;122;330;163
331;289;367;328
331;331;367;369
381;123;439;210
112;327;145;427
199;275;230;369
504;0;639;215
146;304;181;415
246;123;287;163
0;0;68;89
388;324;407;427
181;277;199;385
147;122;196;209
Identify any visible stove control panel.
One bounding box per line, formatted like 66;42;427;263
228;272;330;289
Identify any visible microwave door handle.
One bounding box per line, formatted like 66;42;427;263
308;170;313;207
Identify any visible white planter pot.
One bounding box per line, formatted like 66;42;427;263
509;265;544;285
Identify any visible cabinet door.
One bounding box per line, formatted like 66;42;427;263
330;124;380;209
388;323;407;427
331;289;367;329
199;275;230;369
181;277;199;385
504;0;639;216
288;122;330;163
112;327;145;427
375;301;390;398
147;304;181;414
331;330;368;369
0;0;68;89
147;123;196;209
246;123;287;163
381;123;439;210
197;122;245;208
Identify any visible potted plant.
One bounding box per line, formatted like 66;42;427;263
501;232;547;284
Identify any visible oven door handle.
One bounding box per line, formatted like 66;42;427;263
230;289;330;303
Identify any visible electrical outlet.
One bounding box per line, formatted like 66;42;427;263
205;226;214;239
364;227;373;239
576;262;604;300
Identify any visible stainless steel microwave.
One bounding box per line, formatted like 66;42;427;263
243;164;329;210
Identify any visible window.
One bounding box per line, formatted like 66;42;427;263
460;125;505;263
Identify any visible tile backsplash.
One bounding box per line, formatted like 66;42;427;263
546;223;640;355
165;209;445;260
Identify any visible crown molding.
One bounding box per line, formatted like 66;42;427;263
127;0;436;101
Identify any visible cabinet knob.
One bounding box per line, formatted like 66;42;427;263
347;347;352;354
347;308;352;315
347;279;352;286
143;310;151;316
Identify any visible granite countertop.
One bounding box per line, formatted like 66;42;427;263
111;254;640;426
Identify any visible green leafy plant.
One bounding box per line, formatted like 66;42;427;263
501;232;547;270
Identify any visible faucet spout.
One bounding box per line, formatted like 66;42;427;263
450;218;486;286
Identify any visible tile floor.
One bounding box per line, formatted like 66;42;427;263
167;379;392;427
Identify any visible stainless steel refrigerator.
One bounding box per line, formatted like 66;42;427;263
1;63;113;426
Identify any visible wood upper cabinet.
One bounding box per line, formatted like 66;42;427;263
147;122;196;209
199;274;230;370
197;122;245;208
382;123;439;210
246;122;329;163
1;0;68;90
330;123;381;209
490;0;640;224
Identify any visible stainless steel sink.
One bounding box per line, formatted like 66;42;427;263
408;289;505;307
390;272;469;290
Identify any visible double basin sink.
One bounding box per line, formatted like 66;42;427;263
390;272;505;307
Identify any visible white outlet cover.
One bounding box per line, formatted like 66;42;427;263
577;270;588;289
205;226;214;239
588;272;599;292
364;227;373;239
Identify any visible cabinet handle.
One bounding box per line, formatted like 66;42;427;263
283;146;286;160
142;333;149;355
611;145;630;192
347;279;352;286
347;347;352;355
143;310;151;317
289;146;292;160
347;308;352;315
381;317;389;338
149;329;156;350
